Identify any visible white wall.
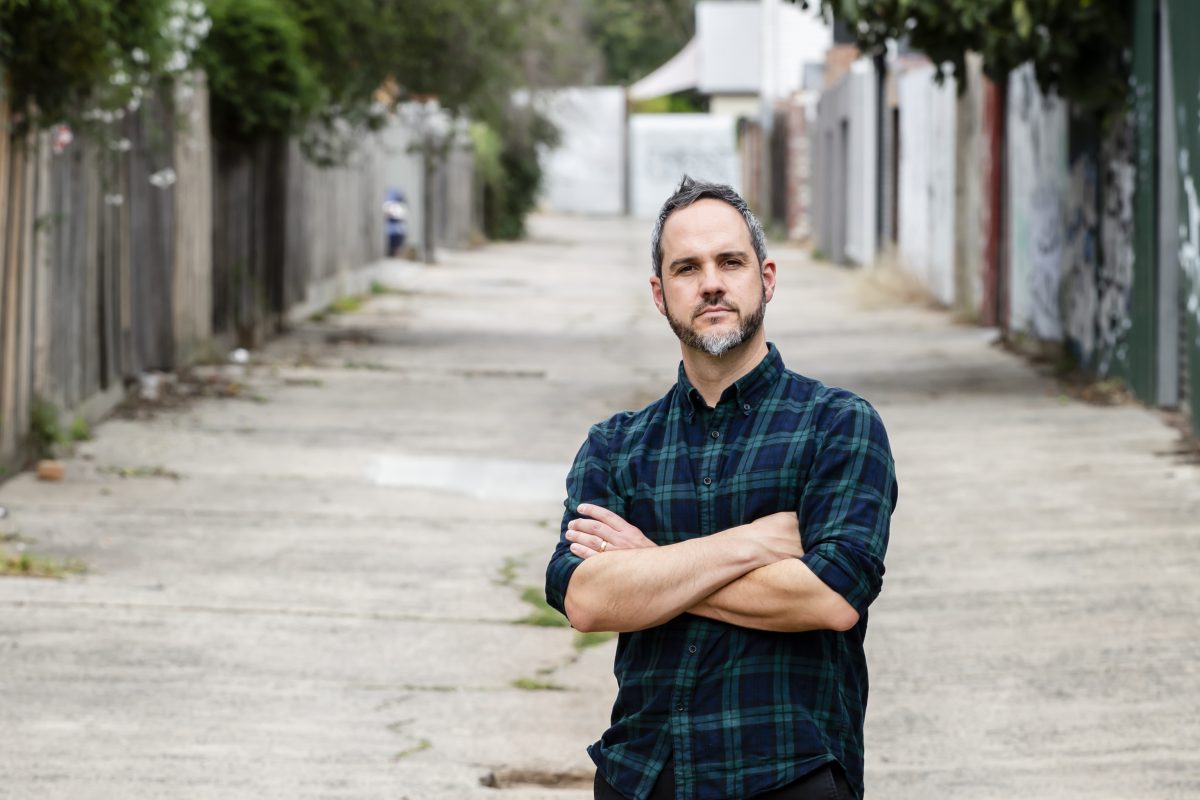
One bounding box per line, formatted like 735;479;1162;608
1006;63;1069;340
628;113;741;218
696;0;830;98
535;87;626;215
897;62;957;306
812;59;878;265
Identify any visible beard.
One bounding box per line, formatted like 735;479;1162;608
664;282;766;357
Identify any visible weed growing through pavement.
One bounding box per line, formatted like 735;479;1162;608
99;465;181;480
283;377;324;387
573;631;615;651
511;677;566;691
69;416;92;442
1;546;86;578
342;359;394;372
392;738;432;761
495;556;521;586
328;295;365;314
516;586;568;627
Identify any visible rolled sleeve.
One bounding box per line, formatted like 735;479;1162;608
544;424;620;617
798;399;897;616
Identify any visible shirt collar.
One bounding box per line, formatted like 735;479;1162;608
677;343;784;419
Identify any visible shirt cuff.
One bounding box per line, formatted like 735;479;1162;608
800;547;872;616
545;551;584;617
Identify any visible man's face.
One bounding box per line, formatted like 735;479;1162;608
651;199;776;357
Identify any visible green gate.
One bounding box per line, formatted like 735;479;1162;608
1167;0;1200;434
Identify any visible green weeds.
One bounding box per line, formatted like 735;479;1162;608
516;586;568;627
511;677;566;691
573;631;615;651
1;547;86;579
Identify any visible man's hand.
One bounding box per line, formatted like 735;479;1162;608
568;506;802;562
565;503;657;558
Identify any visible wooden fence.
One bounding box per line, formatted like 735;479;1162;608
2;74;475;471
1;78;214;468
211;134;386;343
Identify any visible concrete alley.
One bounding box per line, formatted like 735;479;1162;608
0;215;1197;799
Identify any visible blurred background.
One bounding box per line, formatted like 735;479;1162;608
2;3;1200;798
1;0;1198;463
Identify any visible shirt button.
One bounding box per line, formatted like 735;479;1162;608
710;430;720;439
688;645;697;654
743;403;752;413
675;703;685;712
702;477;712;486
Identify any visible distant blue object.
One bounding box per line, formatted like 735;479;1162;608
384;188;409;255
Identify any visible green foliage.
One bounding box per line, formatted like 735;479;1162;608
0;0;207;132
281;0;395;162
68;416;92;442
473;109;560;241
0;0;116;125
798;0;1132;118
29;397;63;456
631;90;708;114
197;0;319;140
584;0;696;84
390;0;525;127
327;295;365;315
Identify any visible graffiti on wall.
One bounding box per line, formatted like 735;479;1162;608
1181;148;1200;328
1031;183;1065;338
1096;124;1136;374
1063;119;1136;374
1008;65;1067;339
629;114;740;218
1063;155;1099;358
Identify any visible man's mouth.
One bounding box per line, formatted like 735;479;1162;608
696;306;735;319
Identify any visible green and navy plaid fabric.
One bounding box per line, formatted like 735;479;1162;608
545;344;897;800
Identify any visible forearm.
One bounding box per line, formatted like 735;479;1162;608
688;558;860;633
564;527;766;633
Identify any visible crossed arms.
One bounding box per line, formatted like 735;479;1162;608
547;400;897;635
561;504;860;634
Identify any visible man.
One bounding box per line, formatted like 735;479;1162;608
545;176;897;800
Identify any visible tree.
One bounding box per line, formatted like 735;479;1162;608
796;0;1132;118
0;0;208;133
583;0;696;85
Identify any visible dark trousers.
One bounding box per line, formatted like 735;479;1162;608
594;759;853;800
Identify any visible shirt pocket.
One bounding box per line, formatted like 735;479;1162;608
722;464;804;524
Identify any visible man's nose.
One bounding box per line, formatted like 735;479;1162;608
698;263;727;298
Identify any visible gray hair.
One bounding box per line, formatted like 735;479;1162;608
650;175;768;278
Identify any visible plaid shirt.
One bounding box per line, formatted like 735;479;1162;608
545;344;897;800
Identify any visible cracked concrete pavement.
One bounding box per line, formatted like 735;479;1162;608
1;214;1198;799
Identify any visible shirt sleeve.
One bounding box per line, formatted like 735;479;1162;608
544;423;620;618
798;398;898;616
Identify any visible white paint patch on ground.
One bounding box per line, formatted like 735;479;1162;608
367;453;566;502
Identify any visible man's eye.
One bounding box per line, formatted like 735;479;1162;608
677;265;695;274
724;260;743;268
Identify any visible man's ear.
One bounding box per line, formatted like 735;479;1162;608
761;258;778;303
650;275;667;316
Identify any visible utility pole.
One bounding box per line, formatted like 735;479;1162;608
759;0;778;224
402;96;446;265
